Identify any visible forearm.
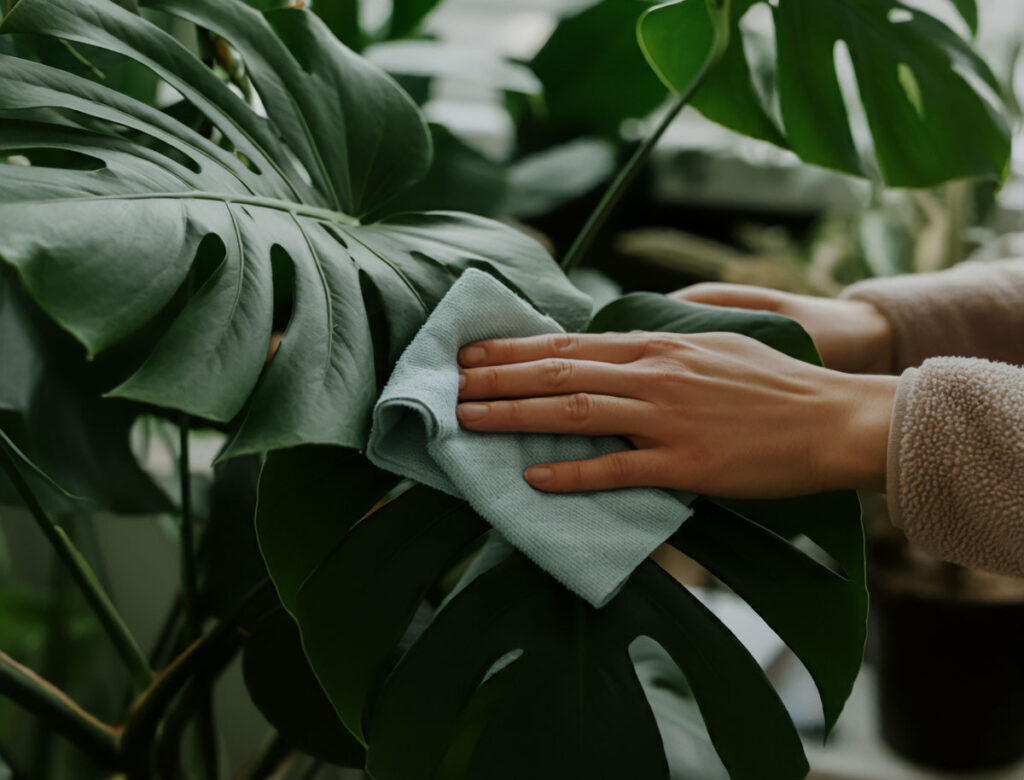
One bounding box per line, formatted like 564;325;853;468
841;259;1024;371
887;357;1024;577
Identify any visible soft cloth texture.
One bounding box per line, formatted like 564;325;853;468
367;269;693;607
842;258;1024;576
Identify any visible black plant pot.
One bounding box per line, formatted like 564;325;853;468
871;585;1024;771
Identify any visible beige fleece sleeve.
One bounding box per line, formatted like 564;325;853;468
887;357;1024;577
841;259;1024;371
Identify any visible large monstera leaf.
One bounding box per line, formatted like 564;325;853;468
256;296;868;779
0;0;590;457
639;0;1009;187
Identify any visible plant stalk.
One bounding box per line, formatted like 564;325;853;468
0;650;119;767
178;418;220;780
0;440;153;690
560;22;726;274
120;618;249;774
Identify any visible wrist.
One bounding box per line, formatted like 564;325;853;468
850;299;895;374
821;373;899;491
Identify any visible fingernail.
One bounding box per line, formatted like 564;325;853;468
458;372;467;391
457;403;489;422
525;466;553;484
460;346;486;365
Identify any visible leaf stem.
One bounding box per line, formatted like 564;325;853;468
0;439;153;690
560;15;726;273
120;615;251;773
0;650;119;767
178;418;219;780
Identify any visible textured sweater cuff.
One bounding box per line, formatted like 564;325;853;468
885;357;1024;577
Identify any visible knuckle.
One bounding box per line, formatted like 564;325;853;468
504;400;524;423
641;335;682;359
605;452;634;481
564;392;594;423
479;366;501;392
542;359;574;389
549;333;578;353
569;460;586;487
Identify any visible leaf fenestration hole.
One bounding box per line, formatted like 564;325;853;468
832;39;880;178
0;148;105;171
738;1;782;124
628;636;730;778
887;8;914;24
269;244;296;341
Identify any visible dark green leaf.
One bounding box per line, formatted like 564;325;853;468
377;124;508;218
368;556;807;780
532;0;667;134
0;0;591;456
255;446;400;614
639;0;1010;187
258;441;808;779
243;608;366;766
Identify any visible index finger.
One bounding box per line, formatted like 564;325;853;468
458;333;650;367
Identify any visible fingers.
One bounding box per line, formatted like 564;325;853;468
670;282;783;312
458;333;649;368
459;359;637;401
523;450;668;492
456;393;654;436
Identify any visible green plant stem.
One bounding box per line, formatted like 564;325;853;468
0;650;119;767
120;616;250;775
177;418;219;780
560;45;721;274
0;440;153;690
31;545;73;779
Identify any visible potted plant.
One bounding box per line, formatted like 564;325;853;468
0;0;1008;777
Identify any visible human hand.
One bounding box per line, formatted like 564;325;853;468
456;332;898;496
671;283;894;375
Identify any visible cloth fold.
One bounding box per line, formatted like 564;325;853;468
367;269;693;607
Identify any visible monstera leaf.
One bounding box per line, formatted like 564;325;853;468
638;0;1009;187
0;0;590;458
256;295;868;779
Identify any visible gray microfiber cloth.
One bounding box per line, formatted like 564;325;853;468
367;269;694;607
